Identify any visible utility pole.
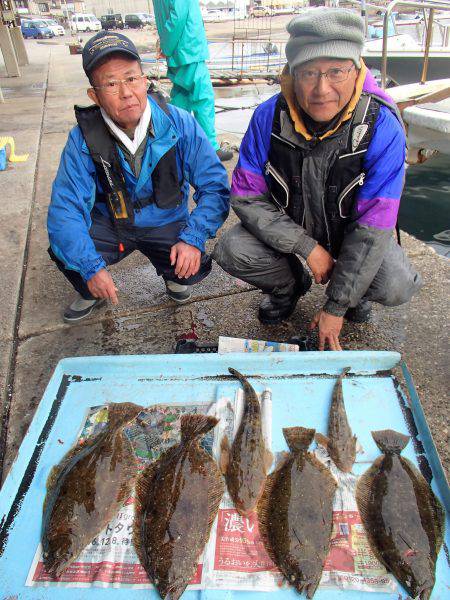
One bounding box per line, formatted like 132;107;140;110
360;0;369;37
0;0;21;77
60;0;74;38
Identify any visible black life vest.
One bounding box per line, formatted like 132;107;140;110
74;90;183;250
266;93;391;257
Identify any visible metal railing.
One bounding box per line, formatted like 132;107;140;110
379;0;450;88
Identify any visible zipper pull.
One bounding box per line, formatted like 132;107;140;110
359;173;365;185
265;162;270;176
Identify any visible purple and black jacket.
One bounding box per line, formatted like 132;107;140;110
228;71;407;316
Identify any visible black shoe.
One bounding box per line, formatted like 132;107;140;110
345;300;372;323
63;296;106;323
216;148;233;162
258;275;312;325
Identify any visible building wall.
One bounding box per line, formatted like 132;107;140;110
83;0;153;17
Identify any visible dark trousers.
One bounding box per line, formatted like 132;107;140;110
49;209;212;299
213;223;422;308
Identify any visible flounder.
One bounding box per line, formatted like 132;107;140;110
316;367;356;472
42;401;143;578
220;368;273;516
258;427;337;598
356;429;445;600
133;414;224;600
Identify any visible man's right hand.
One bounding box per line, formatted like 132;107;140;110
306;245;335;284
87;268;118;305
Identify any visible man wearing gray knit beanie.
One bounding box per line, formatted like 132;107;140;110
213;9;422;351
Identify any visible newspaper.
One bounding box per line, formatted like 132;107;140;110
27;389;273;590
27;373;395;593
218;335;299;353
314;445;396;593
27;400;216;589
202;388;281;592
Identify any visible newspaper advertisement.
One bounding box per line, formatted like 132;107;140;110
202;388;282;592
27;400;215;589
218;335;299;353
315;445;396;593
27;363;395;593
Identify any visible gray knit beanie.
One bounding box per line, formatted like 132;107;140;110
286;9;364;72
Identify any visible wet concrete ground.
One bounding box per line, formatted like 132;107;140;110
0;41;448;484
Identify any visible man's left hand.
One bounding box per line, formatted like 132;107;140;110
170;241;201;279
310;310;344;351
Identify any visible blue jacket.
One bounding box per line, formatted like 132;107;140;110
48;95;229;281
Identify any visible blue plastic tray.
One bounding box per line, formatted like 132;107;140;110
0;351;448;599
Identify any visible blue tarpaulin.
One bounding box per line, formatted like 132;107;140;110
0;351;448;598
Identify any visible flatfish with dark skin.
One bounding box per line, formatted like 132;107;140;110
316;367;356;472
42;401;142;578
258;427;337;598
356;429;445;600
220;368;273;516
133;414;224;600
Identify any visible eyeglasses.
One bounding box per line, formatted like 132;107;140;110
93;73;147;95
295;65;355;85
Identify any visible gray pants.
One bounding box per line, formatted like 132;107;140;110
213;224;422;307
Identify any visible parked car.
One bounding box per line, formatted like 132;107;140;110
70;14;101;33
100;14;124;30
293;1;309;12
249;6;273;18
40;18;65;36
203;10;226;22
272;5;295;15
136;12;155;25
124;13;146;29
21;19;54;39
230;8;247;20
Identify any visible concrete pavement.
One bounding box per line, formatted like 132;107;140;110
0;38;448;484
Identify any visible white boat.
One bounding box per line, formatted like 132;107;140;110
389;79;450;158
355;0;450;85
363;34;450;85
364;0;450;160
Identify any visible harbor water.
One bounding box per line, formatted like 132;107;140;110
401;155;450;258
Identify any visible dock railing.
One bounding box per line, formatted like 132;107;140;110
379;0;450;88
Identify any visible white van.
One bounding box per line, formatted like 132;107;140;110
70;14;101;33
40;18;65;36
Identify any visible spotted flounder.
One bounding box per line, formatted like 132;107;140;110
220;368;273;516
356;429;445;600
42;401;142;578
258;427;337;598
133;414;224;600
316;367;356;472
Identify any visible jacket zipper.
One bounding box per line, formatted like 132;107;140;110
337;173;365;218
321;192;331;250
265;162;289;209
270;132;297;149
338;149;367;160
